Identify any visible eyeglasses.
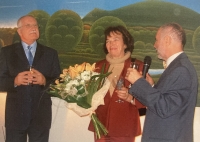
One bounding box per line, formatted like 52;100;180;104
18;24;39;29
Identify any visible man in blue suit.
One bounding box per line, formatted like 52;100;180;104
0;15;61;142
125;23;198;142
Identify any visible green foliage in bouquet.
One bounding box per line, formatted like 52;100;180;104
48;62;111;139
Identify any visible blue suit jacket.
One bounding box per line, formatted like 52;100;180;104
0;42;61;130
129;53;198;142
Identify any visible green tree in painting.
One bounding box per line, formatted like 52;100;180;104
89;16;126;58
45;10;83;53
134;41;145;49
185;33;193;49
12;32;20;44
28;10;50;46
192;26;200;53
145;43;154;50
0;28;16;45
128;28;156;45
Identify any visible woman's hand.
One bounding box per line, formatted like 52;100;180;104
116;87;134;103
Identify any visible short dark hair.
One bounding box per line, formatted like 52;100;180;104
103;25;134;54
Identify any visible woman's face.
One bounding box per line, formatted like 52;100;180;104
106;31;126;59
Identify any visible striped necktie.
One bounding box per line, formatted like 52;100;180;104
27;46;33;66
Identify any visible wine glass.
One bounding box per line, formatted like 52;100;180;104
128;62;139;88
130;62;139;70
26;65;34;85
112;75;124;103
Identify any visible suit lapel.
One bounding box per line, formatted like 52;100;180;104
14;43;29;66
32;43;44;66
14;42;45;68
156;53;185;87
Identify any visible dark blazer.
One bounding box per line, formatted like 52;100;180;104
0;42;61;130
129;53;198;142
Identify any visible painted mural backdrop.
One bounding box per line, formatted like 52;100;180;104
0;0;200;106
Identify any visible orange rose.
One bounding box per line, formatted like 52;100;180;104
60;74;65;79
62;69;68;75
75;62;86;73
68;66;79;79
55;79;60;85
85;63;96;71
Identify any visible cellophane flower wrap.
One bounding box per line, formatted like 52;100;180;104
48;62;111;139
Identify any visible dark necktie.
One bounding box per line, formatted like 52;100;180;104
27;46;33;66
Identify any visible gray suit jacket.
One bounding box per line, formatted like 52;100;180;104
0;42;61;130
129;53;198;142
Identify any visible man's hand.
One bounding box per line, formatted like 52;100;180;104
14;71;33;86
146;73;154;86
125;68;142;84
31;69;46;85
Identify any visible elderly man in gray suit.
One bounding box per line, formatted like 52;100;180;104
125;23;198;142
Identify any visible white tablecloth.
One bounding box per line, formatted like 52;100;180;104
0;92;200;142
49;98;94;142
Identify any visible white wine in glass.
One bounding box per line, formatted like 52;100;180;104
112;75;124;103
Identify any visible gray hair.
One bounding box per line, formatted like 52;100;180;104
17;15;36;28
160;23;186;47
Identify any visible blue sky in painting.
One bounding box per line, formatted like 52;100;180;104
0;0;200;27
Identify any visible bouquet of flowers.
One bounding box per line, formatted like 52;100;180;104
48;62;111;139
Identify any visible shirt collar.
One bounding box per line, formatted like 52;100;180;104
166;51;183;67
21;41;37;55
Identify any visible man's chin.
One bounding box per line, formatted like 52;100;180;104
157;56;163;60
